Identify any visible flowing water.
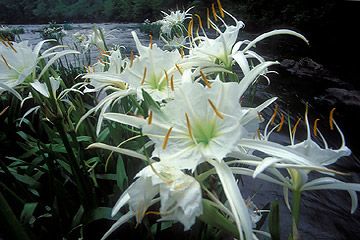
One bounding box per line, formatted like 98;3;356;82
8;22;360;239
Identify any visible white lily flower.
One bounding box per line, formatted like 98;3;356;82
237;105;351;177
119;31;183;101
0;39;79;100
103;62;277;170
30;76;60;98
102;162;202;240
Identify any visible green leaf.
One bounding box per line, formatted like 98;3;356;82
269;199;281;240
198;199;238;238
20;202;38;225
76;136;93;142
116;155;128;191
142;88;160;112
82;207;119;224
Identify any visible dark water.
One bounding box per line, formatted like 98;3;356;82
10;23;360;239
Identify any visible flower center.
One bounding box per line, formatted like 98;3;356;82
192;118;218;145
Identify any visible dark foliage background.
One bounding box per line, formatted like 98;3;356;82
0;0;358;87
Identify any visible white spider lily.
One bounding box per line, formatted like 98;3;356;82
103;76;276;171
19;76;82;125
101;162;202;240
184;9;308;80
158;8;193;37
0;39;79;99
119;31;183;101
237;105;351;177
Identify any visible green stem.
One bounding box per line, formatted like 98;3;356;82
54;119;96;210
291;190;302;230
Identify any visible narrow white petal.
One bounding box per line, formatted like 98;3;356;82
101;211;135;240
103;113;146;129
86;143;147;161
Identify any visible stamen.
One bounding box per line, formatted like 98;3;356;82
257;111;262;122
185;112;194;140
217;0;225;18
175;63;183;75
6;39;17;53
135;199;143;228
292;118;302;135
147;109;153;125
1;54;11;70
0;37;8;47
313;118;320;136
97;57;104;64
162;126;173;150
0;106;9;117
329;108;336;130
145;211;161;216
270;105;278;125
130;51;134;68
149;35;153;49
211;4;218;21
170;75;174;91
257;128;261;140
180;47;184;59
195;14;203;29
163;69;169;87
208;98;224;119
200;70;211;88
141;67;147;85
277;113;284;132
188;18;193;37
207;8;210;29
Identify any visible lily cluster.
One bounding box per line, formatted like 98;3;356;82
79;2;359;240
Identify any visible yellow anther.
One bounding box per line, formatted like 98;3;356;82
145;211;161;216
180;47;184;59
257;111;262;122
257;128;262;140
207;8;210;29
163;69;169;87
313;118;320;136
170;75;174;91
130;51;134;68
185;112;194;140
329;108;336;130
188;18;193;37
1;54;11;70
141;67;147;85
175;63;183;75
135;200;142;222
147;109;153;125
149;35;153;49
162;126;173;150
292;118;302;135
200;70;211;88
270;105;278;125
212;4;218;21
0;106;9;117
208;98;224;119
98;47;108;58
6;39;17;53
277;113;284;132
0;37;8;47
217;0;225;18
97;57;104;64
194;14;203;29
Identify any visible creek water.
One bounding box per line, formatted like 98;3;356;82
8;22;360;239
